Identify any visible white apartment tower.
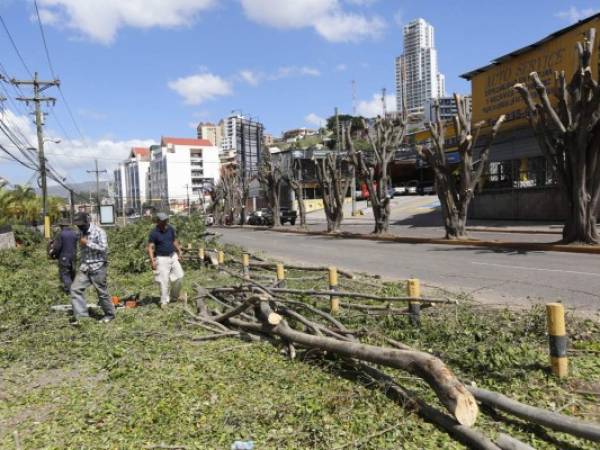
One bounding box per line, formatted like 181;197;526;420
395;18;445;115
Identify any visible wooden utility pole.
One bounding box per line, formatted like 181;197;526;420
12;72;60;238
87;159;107;220
185;183;190;216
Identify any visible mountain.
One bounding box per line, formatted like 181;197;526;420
45;181;111;199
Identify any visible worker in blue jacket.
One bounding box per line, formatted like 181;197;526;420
51;218;79;294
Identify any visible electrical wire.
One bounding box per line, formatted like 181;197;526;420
0;14;33;78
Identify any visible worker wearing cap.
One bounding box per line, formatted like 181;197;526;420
70;212;115;324
51;218;79;294
147;212;184;308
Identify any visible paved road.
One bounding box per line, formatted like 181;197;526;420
217;227;600;314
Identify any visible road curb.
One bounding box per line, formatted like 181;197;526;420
466;227;562;235
216;226;600;255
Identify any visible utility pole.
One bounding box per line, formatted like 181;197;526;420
12;72;60;238
69;190;75;224
381;87;387;118
335;107;340;152
87;159;107;221
185;183;190;216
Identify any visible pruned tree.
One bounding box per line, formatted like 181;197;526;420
417;94;505;240
315;152;351;232
514;28;600;244
347;116;406;234
213;167;241;226
257;148;283;227
282;158;306;227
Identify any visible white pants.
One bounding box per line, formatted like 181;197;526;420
154;254;184;305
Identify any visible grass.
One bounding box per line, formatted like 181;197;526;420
1;219;599;449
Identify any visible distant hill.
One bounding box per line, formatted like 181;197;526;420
44;181;110;199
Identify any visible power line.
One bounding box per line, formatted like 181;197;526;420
32;0;87;143
0;15;33;78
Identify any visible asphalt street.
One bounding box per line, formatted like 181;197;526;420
217;227;600;314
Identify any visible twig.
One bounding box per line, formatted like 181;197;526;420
333;424;396;449
191;332;240;342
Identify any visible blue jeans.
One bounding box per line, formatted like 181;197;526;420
70;265;115;320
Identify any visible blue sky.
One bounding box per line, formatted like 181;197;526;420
0;0;596;186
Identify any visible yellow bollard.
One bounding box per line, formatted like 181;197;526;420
546;303;568;378
217;250;225;266
187;243;192;250
407;278;421;326
276;263;285;287
198;246;205;269
328;266;339;315
44;216;51;239
242;253;250;279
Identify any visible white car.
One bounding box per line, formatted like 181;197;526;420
393;185;406;196
406;181;418;195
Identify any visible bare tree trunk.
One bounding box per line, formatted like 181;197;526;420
290;180;306;227
347;117;406;235
513;29;600;244
316;153;350;233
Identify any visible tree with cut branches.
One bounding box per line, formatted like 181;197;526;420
514;28;600;244
315;152;351;232
257;148;283;227
282;158;306;227
417;94;505;240
347;116;406;234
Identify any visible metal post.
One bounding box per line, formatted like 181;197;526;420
242;252;250;279
407;278;421;326
329;266;340;314
546;303;568;378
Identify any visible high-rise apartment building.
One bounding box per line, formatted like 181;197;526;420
220;114;264;178
196;122;223;148
125;147;150;214
395;18;445;115
148;137;220;212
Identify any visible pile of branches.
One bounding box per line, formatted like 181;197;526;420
184;265;600;449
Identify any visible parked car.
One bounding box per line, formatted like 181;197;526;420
248;208;297;226
406;180;419;195
386;186;396;198
417;181;435;195
248;208;273;226
393;184;406;196
280;207;297;225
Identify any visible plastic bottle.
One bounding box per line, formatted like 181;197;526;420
230;441;255;450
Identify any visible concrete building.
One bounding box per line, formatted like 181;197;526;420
149;137;220;212
460;13;600;221
196;122;223;148
125;147;150;214
282;128;317;143
395;18;445;115
221;114;264;179
113;163;127;215
423;95;472;123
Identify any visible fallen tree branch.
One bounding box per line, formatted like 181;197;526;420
224;309;478;426
469;386;600;442
247;261;355;279
495;433;535;450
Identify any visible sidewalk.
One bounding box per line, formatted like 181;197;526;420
304;197;564;242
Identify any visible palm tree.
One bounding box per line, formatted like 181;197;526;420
0;188;16;225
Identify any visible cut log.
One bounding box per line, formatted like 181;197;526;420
255;301;282;326
495;433;535;450
270;287;455;304
213;296;260;323
469;386;600;442
227;313;478;426
356;363;499;449
248;261;355;279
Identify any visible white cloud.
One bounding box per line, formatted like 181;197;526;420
394;9;403;27
0;109;153;180
356;93;396;118
78;108;107;120
555;6;599;23
270;66;321;79
240;0;385;42
345;0;378;5
335;63;347;71
239;70;262;86
168;73;233;105
37;0;216;44
314;12;384;42
305;113;326;127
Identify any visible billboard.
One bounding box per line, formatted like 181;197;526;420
467;17;600;130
